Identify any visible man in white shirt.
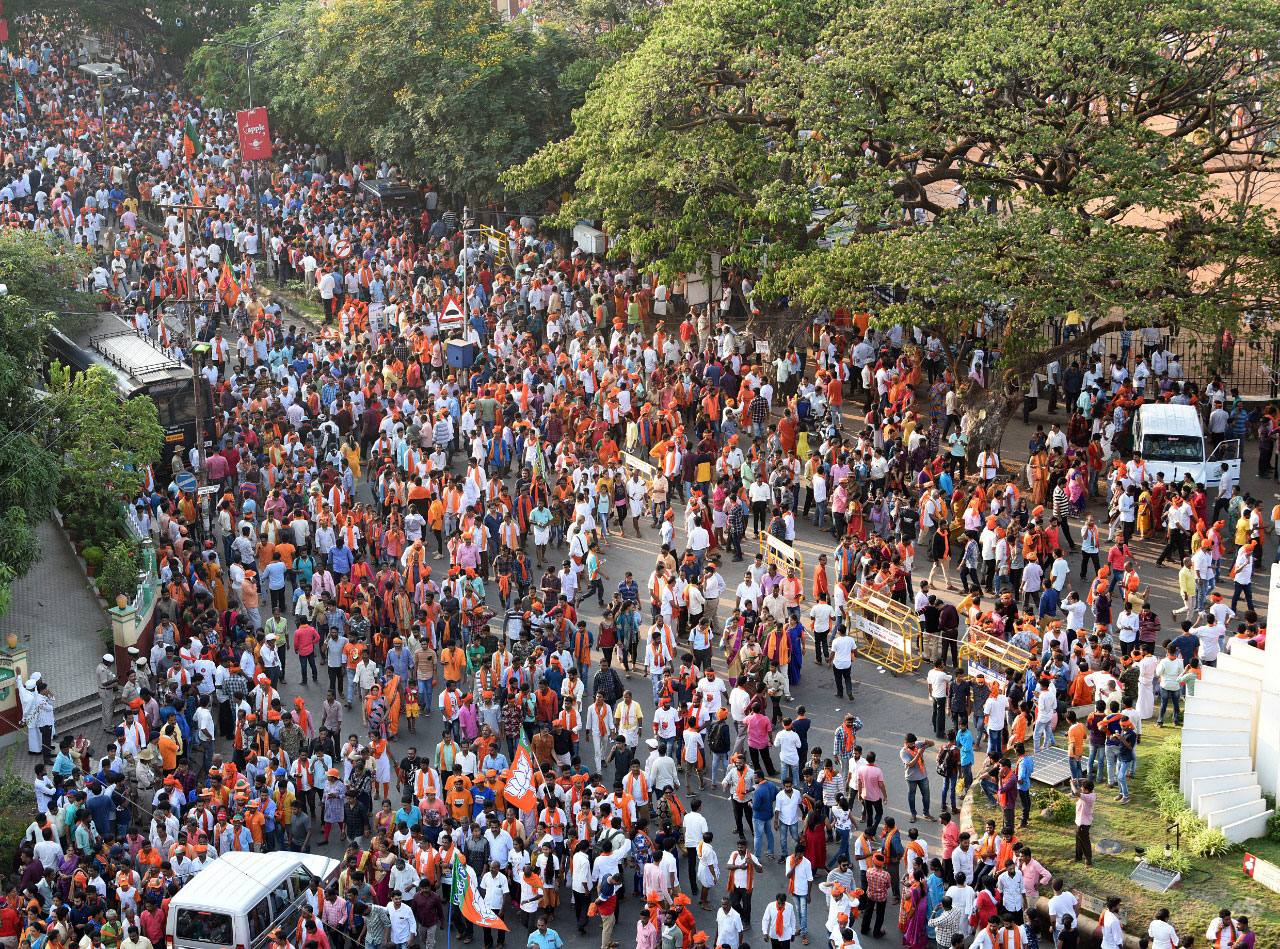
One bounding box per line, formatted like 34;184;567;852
385;891;417;949
760;893;798;946
774;721;804;785
1099;897;1126;949
1147;907;1178;949
1045;879;1078;943
682;798;711;898
717;895;746;949
830;627;857;700
774;777;805;861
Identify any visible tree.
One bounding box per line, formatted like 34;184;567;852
9;0;257;56
192;0;584;203
52;366;165;506
510;0;1280;449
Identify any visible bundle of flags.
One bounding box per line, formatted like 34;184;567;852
217;260;240;307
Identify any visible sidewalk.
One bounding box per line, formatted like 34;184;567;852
8;518;110;706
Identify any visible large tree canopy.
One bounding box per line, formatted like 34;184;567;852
509;0;1280;442
190;0;584;201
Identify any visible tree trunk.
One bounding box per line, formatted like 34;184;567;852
960;374;1020;472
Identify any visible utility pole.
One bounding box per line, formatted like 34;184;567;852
172;202;209;499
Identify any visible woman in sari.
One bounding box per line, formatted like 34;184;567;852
370;837;396;905
900;866;930;949
784;617;805;686
1135;486;1153;539
847;497;866;541
722;616;748;684
206;557;229;613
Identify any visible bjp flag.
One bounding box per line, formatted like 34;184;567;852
217;260;240;306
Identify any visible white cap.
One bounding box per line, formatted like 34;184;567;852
265;633;277;641
103;654;115;663
135;658;147;667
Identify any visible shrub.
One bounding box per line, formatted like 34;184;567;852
98;542;139;602
1144;737;1183;792
1155;786;1189;823
0;752;35;871
82;545;105;573
1267;809;1280;843
1149;846;1192;875
1035;788;1076;823
1189;825;1235;859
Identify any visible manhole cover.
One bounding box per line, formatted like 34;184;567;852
1097;839;1125;855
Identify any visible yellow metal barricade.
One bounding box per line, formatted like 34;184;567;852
848;583;923;675
621;451;657;490
958;628;1032;690
759;533;805;587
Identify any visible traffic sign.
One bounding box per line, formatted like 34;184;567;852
334;239;352;259
440;299;464;326
174;470;197;493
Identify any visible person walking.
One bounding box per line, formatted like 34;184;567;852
96;655;118;734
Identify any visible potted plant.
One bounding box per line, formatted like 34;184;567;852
82;546;105;577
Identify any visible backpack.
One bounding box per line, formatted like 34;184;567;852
707;720;731;755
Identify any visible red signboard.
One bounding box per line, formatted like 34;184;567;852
235;107;272;160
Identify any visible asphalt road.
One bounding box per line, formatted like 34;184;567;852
228;410;1275;949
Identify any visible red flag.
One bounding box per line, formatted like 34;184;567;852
236;107;272;160
0;21;10;44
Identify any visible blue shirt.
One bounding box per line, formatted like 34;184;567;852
263;561;288;590
329;544;354;574
527;930;564;949
956;729;975;766
1016;755;1035;791
394;805;421;828
752;780;779;819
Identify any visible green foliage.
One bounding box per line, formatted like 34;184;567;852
1155;785;1190;824
1149;846;1193;875
1190;824;1236;859
512;0;1280;442
1145;735;1185;794
0;751;35;871
82;546;106;572
99;543;140;603
1034;788;1076;823
52;366;165;505
192;0;585;200
1267;808;1280;843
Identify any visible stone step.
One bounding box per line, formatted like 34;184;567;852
1182;741;1251;762
1198;783;1265;815
1183;708;1253;733
1181;757;1254;793
1190;772;1258;810
1220;808;1273;845
1190;680;1259;707
1205;797;1269;830
1216;651;1266;682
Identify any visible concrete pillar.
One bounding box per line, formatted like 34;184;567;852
1255;564;1280;795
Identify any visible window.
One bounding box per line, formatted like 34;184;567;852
1141;434;1203;463
175;909;234;946
246;898;274;946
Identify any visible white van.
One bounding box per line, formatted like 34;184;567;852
1133;403;1240;487
166;852;340;949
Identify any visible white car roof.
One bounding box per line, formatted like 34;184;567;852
1137;402;1202;436
171;852;338;916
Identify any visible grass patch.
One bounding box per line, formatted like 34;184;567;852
969;727;1280;942
0;751;36;870
266;284;327;324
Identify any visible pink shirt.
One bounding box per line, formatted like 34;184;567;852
941;820;960;858
745;712;772;749
859;765;885;802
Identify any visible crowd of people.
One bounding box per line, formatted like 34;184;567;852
0;12;1270;949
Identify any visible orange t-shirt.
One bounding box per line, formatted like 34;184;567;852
1067;722;1087;758
344;641;364;670
158;734;180;772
